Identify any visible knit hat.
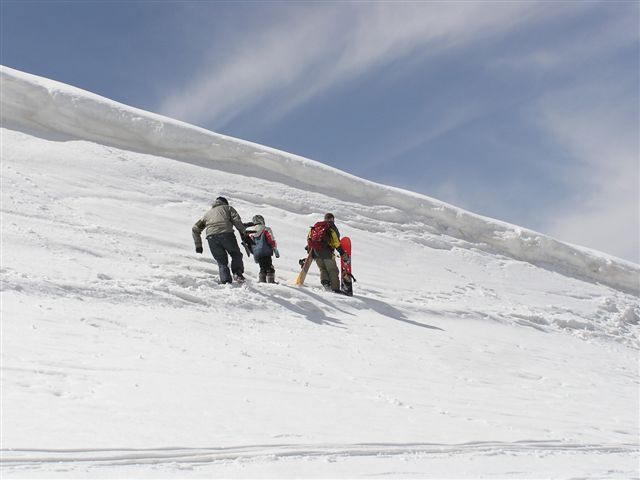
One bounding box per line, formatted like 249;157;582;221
215;196;229;205
324;212;335;222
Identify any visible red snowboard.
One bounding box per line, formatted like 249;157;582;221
340;237;355;296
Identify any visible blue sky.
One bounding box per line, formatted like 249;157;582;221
2;1;638;262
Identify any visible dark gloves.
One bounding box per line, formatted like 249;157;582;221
336;246;345;256
274;248;280;258
242;234;255;246
196;246;203;254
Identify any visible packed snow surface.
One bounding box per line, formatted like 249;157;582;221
1;66;639;478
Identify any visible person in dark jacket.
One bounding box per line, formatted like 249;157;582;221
192;196;248;284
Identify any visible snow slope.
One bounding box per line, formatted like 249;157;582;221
1;66;639;478
2;67;637;295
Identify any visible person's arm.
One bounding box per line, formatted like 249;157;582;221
266;229;280;258
330;226;349;262
192;218;206;253
328;227;341;251
229;207;247;235
265;228;277;248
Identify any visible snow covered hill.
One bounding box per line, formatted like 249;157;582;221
1;65;638;478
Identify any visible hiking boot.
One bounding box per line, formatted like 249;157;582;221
258;272;267;283
233;273;246;283
266;272;276;284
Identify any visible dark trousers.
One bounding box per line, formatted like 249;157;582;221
207;232;244;283
257;256;275;274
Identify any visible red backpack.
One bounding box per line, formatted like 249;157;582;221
307;221;331;250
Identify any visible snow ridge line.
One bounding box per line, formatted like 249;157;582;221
2;441;638;466
1;66;638;294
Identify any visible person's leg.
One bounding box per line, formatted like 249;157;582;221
207;235;231;283
257;256;270;282
263;257;276;283
325;258;340;291
220;232;245;278
314;257;330;288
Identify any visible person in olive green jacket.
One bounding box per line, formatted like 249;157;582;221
309;213;349;293
192;196;248;284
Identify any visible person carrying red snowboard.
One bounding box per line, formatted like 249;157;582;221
306;213;350;294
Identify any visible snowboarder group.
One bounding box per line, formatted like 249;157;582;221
192;197;353;294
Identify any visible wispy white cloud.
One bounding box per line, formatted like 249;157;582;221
490;4;639;73
158;5;341;129
369;102;486;170
535;74;639;263
158;2;589;129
